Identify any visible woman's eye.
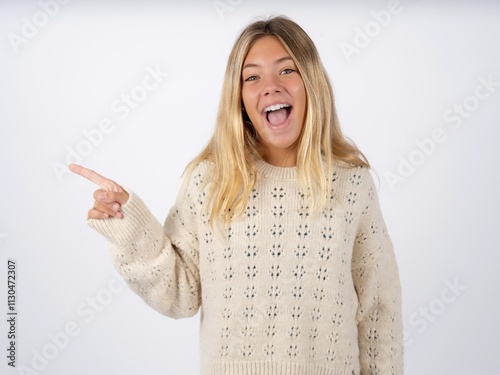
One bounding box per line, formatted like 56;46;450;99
244;75;258;82
281;68;294;75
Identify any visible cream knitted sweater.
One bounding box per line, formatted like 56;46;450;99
88;159;404;375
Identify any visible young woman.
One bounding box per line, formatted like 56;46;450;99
71;15;403;375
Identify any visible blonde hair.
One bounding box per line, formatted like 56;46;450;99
185;15;369;227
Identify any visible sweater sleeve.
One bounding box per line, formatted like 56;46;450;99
351;170;404;374
86;183;201;320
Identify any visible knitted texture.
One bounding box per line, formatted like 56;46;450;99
88;159;404;375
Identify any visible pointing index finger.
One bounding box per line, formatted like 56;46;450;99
69;163;108;188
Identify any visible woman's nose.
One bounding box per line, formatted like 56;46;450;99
261;74;282;96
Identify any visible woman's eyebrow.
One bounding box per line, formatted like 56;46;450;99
242;56;294;71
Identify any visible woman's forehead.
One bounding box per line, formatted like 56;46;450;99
243;36;292;66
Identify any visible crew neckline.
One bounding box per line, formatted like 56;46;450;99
255;158;297;180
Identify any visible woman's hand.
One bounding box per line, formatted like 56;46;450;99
69;164;129;219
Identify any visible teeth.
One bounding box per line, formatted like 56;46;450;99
264;103;291;113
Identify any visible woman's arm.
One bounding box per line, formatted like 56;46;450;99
70;164;201;319
351;169;404;374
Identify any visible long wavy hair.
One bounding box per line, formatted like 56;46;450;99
185;15;369;227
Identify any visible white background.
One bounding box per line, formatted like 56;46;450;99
1;0;499;374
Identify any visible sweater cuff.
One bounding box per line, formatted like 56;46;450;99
86;187;155;246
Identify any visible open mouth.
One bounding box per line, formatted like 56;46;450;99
263;103;292;127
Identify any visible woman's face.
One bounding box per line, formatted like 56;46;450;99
241;36;306;167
